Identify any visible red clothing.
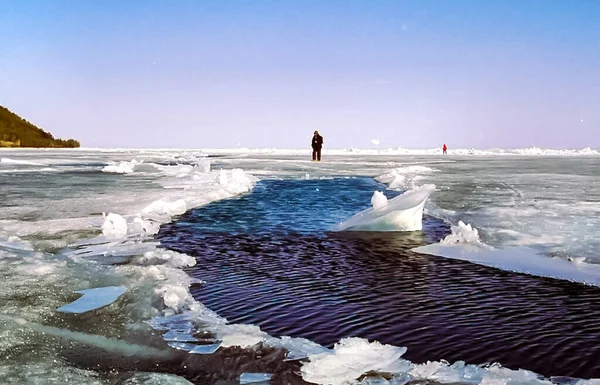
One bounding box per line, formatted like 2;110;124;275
443;144;447;151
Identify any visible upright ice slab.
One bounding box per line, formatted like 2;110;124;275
335;184;435;232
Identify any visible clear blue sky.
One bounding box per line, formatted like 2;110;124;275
1;0;598;148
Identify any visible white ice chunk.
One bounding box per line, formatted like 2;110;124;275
212;324;269;348
134;249;196;268
127;216;162;237
101;213;128;238
441;221;490;247
239;373;272;384
195;159;211;173
102;159;140;174
371;191;388;210
57;286;127;313
142;198;187;217
275;336;331;361
156;284;194;312
410;360;485;384
335;184;435;232
301;337;410;385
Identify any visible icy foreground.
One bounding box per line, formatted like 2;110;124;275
1;149;600;385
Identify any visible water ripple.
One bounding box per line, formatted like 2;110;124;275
158;178;600;379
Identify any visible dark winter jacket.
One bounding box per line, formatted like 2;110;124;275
312;134;323;149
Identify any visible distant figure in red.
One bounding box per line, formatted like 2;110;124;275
312;130;324;161
442;143;447;155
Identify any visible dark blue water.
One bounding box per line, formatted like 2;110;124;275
158;178;600;379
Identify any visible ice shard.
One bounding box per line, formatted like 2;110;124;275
335;184;435;232
57;286;127;313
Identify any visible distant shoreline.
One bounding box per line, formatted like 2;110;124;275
1;105;80;148
1;146;598;156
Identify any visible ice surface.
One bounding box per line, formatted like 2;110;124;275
335;184;435;231
57;286;127;313
414;222;600;286
3;149;600;384
0;157;47;166
301;337;411;385
239;373;273;384
375;165;436;190
119;373;194;385
274;336;331;361
219;328;268;348
138;146;600;156
0;315;170;359
0;235;34;252
409;360;554;385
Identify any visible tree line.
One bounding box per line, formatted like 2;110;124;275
0;105;80;148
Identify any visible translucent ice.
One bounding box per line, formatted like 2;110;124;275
301;337;410;385
240;373;273;384
57;286;127;313
168;342;200;351
189;343;221;354
162;330;199;342
335;184;435;232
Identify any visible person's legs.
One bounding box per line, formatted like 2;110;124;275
312;149;317;161
317;149;321;161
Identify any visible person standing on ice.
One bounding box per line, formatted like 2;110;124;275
442;143;447;154
311;130;324;161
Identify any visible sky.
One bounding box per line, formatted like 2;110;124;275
0;0;599;149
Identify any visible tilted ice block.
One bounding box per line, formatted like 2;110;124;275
335;184;435;232
189;343;221;354
57;286;127;313
168;342;200;352
239;373;272;384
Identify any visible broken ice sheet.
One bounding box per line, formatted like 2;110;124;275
189;343;221;354
57;286;127;313
167;342;199;352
